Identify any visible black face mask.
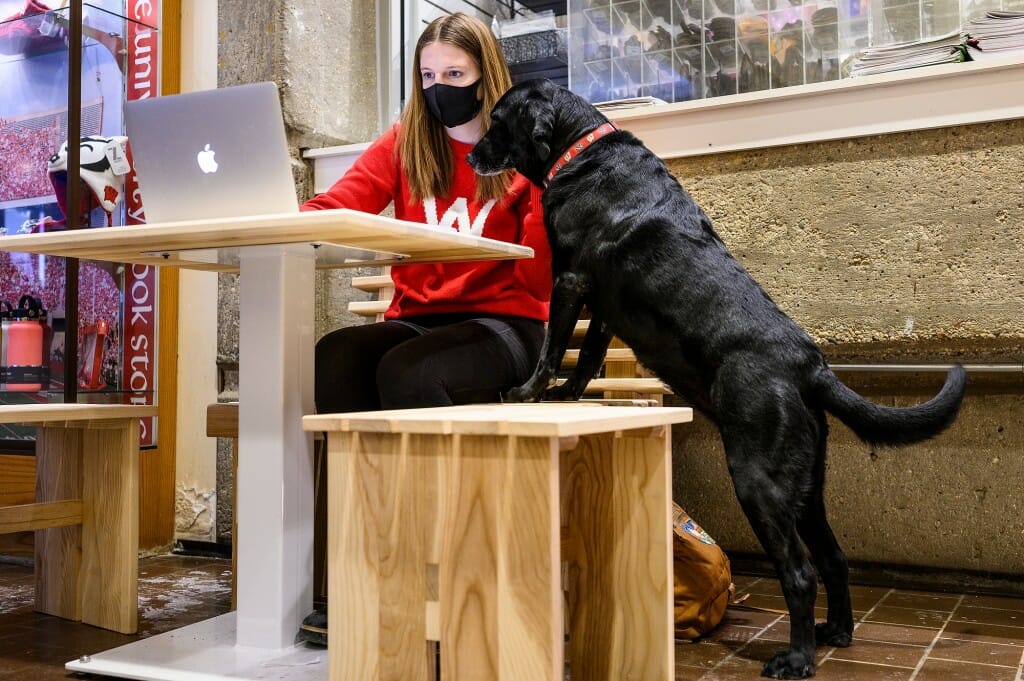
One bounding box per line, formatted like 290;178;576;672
423;79;483;128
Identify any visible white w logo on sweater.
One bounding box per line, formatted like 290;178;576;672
423;197;496;236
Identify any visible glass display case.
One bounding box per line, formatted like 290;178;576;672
0;0;159;444
566;0;1007;103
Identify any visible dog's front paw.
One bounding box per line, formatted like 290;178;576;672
504;385;542;403
762;650;815;679
815;621;852;648
542;383;580;401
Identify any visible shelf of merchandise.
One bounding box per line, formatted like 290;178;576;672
0;2;159;437
612;51;1024;159
566;0;1013;104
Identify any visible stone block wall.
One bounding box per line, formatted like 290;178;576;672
665;119;1024;575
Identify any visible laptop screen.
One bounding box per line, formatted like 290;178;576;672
124;82;300;224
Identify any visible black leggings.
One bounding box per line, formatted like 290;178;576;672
314;313;546;413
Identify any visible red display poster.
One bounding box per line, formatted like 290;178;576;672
121;0;159;446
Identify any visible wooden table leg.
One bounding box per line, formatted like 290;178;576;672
34;426;83;622
80;419;140;634
561;428;674;681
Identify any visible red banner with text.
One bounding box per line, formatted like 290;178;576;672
122;0;159;446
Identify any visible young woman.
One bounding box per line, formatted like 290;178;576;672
297;13;551;644
303;12;550;415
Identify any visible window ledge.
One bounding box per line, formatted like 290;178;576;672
611;54;1024;159
303;141;372;195
303;55;1024;190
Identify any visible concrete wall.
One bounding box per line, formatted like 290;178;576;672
213;0;379;544
666;119;1024;575
213;0;1024;577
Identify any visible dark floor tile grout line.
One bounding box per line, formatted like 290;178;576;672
822;658;919;671
957;605;1024;614
926;656;1020;671
945;617;1024;631
860;619;945;631
939;634;1024;648
907;593;965;681
852;636;929;649
879;604;962;614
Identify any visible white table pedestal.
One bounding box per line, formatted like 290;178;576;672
67;246;323;680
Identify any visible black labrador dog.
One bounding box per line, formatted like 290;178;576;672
467;78;966;679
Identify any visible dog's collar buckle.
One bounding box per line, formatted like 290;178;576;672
544;122;619;186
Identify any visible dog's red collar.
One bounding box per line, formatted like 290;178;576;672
544;122;619;186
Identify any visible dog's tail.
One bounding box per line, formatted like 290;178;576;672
815;364;966;446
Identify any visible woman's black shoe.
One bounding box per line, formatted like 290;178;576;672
297;607;327;647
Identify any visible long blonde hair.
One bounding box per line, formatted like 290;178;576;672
400;13;514;203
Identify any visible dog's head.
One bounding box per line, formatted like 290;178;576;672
468;78;606;188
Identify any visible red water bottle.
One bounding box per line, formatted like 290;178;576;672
6;296;44;391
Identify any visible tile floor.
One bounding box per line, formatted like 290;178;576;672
684;574;1024;680
2;556;1024;679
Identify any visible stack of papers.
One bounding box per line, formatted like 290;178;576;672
848;29;968;77
594;97;668;113
964;10;1024;58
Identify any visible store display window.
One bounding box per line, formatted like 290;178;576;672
406;0;1019;110
0;0;160;445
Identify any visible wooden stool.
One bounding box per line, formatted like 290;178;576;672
303;402;692;681
0;403;156;634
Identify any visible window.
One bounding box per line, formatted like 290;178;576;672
388;0;1022;109
377;0;1022;160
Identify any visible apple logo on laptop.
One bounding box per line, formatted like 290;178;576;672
197;144;219;174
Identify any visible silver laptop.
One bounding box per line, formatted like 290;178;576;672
124;82;299;223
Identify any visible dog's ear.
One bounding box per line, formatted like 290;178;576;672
529;101;554;162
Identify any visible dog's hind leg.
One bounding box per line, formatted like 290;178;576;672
717;371;820;678
728;457;819;679
797;411;854;648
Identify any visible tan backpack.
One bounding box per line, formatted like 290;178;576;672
672;501;735;640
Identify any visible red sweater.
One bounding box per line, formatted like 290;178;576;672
302;125;551;321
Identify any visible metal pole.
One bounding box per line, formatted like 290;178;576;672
63;0;82;403
831;364;1024;373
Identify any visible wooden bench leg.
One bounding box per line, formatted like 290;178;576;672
34;426;84;622
328;431;563;681
561;429;673;681
80;419;140;634
441;434;562;680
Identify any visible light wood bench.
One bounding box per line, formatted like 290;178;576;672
348;269;671;401
0;403;157;634
303;402;692;680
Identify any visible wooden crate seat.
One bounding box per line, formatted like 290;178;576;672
0;403;156;634
303;402;693;680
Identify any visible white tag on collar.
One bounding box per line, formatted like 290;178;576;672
105;139;131;176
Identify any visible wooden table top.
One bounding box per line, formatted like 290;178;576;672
303;402;693;438
0;403;158;425
0;209;534;272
